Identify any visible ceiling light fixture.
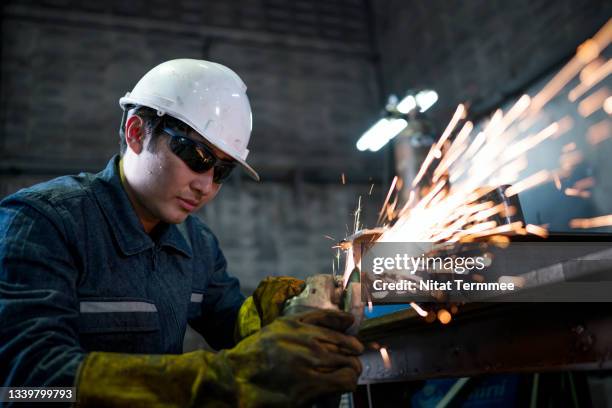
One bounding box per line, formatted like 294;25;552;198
356;90;438;152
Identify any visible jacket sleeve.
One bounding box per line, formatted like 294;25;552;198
0;196;85;388
189;226;246;350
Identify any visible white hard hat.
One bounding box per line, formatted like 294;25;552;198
119;59;259;181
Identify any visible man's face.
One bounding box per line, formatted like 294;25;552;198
124;122;231;229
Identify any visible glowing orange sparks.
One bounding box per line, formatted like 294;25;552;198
412;104;466;187
433;121;474;183
437;309;452;324
604;96;612;114
341;20;612;293
397;190;416;218
562;142;576;153
573;177;595;190
500;95;531;133
559;151;583;172
579;58;605;83
570;215;612;229
587;120;611;145
526;224;549;238
570;59;612;101
529;18;612;115
577;87;610;117
469;203;509;222
379;347;392;369
577;39;601;63
410;302;428;317
461;221;525;240
451;221;498;241
564;188;591;198
553;172;562;190
377;176;398;224
504;170;551;197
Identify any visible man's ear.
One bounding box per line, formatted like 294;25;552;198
125;115;145;154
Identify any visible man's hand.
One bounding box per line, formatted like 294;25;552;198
253;276;305;326
78;309;363;407
222;309;364;407
235;276;305;341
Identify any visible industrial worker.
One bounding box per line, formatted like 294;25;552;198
0;59;363;406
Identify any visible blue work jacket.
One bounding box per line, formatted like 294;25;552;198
0;155;245;387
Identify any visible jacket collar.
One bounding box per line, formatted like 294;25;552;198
91;155;193;258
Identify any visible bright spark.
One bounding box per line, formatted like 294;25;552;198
570;215;612;229
564;188;591;198
573;177;595;190
412;104;466;187
379;347;392;369
504;170;551;197
377;176;399;225
337;20;612;317
577;87;610;117
437;309;452;324
353;196;362;233
562;142;577;153
410;302;428;317
553;172;562;190
569;59;612;101
605;96;612;114
525;224;549;238
587;120;612;145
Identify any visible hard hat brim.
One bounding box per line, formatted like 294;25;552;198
236;158;260;182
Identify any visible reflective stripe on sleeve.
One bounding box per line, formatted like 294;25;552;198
79;301;158;313
190;293;204;303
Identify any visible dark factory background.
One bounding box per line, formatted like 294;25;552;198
1;0;611;297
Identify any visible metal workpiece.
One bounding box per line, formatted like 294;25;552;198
340;228;612;382
283;274;344;315
283;273;364;335
356;303;612;384
478;184;525;227
340;228;384;266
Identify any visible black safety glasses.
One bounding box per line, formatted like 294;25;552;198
163;122;236;184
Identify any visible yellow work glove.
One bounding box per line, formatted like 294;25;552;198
77;309;363;408
234;296;261;341
253;276;305;326
234;276;305;342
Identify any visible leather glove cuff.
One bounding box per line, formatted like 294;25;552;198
77;350;237;407
234;296;262;343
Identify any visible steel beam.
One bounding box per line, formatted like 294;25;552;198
358;303;612;383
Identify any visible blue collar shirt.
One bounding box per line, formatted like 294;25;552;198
0;155;245;387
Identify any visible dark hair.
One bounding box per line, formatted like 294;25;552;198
118;105;165;156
